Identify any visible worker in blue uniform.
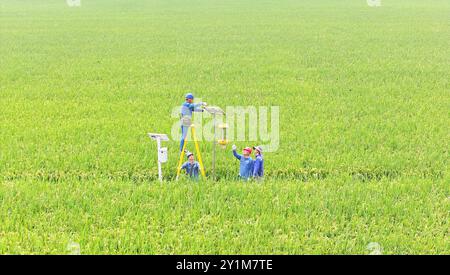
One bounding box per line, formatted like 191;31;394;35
180;151;200;180
252;146;264;180
180;93;206;151
232;145;254;181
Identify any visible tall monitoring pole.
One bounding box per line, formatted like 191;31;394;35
204;106;225;181
148;133;169;182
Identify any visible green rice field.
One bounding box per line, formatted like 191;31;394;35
0;0;449;254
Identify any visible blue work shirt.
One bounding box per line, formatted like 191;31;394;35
180;102;203;118
232;150;254;180
253;155;264;178
181;161;200;179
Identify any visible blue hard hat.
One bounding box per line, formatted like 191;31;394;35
185;93;194;100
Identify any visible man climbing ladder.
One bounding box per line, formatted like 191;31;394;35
179;93;207;151
176;93;207;180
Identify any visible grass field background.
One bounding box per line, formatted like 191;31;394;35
0;0;449;254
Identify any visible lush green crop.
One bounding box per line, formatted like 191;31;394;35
0;0;448;254
0;178;448;254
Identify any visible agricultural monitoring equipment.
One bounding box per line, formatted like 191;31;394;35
218;123;229;148
148;133;169;182
204;106;227;181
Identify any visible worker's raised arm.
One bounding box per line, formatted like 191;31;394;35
232;145;241;160
232;150;242;160
193;102;206;112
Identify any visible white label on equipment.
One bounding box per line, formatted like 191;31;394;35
158;147;168;163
